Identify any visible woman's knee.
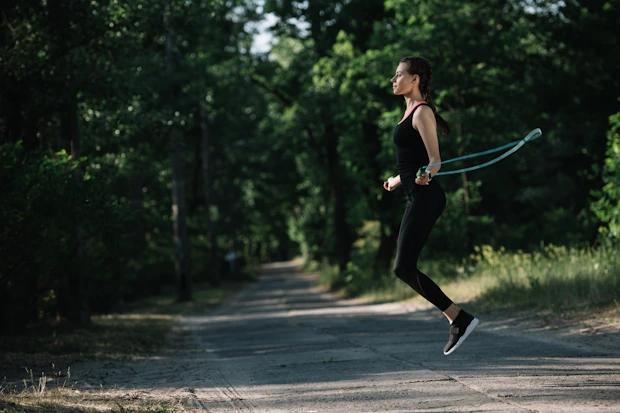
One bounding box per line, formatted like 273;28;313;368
393;265;424;294
393;264;410;282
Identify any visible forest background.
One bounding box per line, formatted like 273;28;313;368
1;0;620;332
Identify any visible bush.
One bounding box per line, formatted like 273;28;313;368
0;143;134;330
592;110;620;243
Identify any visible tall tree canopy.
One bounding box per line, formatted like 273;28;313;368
1;0;618;331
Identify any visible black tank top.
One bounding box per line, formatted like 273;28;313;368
393;102;430;194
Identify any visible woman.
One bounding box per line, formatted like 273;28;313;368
383;56;479;355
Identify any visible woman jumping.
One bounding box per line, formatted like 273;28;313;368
383;56;479;355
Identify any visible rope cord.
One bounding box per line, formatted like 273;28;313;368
418;128;543;177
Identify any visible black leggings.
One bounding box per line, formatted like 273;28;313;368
393;181;453;311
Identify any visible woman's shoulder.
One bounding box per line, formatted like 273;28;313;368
411;103;436;130
411;103;434;120
414;102;432;112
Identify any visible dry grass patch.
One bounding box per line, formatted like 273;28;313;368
1;372;179;412
0;281;250;412
0;388;178;412
117;281;247;316
0;282;247;373
0;313;176;378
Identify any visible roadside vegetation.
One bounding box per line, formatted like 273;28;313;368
0;281;247;413
316;109;620;320
316;243;620;318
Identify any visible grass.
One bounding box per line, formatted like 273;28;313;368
0;280;249;413
460;244;620;313
0;367;179;411
0;390;178;413
116;280;248;316
318;243;620;321
0;314;174;374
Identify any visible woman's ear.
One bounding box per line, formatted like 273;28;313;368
410;74;418;83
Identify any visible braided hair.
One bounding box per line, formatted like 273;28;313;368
399;56;451;135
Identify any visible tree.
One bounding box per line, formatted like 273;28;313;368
263;0;389;272
592;109;620;242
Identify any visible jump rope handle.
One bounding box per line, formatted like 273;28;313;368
417;167;428;177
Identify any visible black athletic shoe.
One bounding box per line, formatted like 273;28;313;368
443;310;479;355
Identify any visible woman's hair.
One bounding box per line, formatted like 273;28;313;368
400;56;451;135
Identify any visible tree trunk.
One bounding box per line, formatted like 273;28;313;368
45;0;91;324
461;171;470;215
129;173;146;298
374;196;399;277
199;104;220;285
170;129;192;301
57;90;91;324
0;84;37;150
357;120;399;277
165;3;192;302
324;123;351;273
456;121;473;254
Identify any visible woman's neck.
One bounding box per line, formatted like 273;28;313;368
404;91;424;109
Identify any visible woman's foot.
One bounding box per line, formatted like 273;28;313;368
443;310;479;355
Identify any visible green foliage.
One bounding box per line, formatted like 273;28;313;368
2;0;620;330
0;143;134;330
0;0;287;330
283;0;617;270
262;1;620;312
592;109;620;242
425;181;490;258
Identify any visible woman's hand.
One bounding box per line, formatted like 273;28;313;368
383;176;401;191
415;172;431;186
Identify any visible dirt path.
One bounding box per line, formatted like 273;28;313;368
75;262;620;412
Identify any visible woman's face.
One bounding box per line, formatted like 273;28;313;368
391;62;415;96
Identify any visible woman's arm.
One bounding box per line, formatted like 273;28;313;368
412;106;441;183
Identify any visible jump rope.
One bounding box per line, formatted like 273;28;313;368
415;128;543;178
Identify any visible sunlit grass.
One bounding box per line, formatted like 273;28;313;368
0;364;179;412
0;387;178;413
318;244;620;319
466;244;620;313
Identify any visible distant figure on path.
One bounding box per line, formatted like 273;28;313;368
225;249;237;276
383;56;479;355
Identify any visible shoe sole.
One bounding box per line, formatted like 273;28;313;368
444;317;479;355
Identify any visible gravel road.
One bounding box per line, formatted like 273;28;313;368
77;262;620;412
